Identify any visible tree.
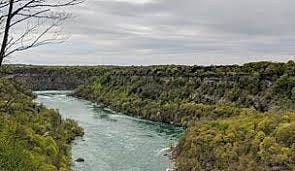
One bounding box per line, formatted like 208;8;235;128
0;0;83;66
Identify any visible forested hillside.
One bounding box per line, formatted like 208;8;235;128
0;78;83;171
73;61;295;124
73;61;295;171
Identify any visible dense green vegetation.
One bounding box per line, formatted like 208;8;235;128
73;61;295;124
73;61;295;171
0;61;294;170
174;111;295;171
0;78;83;171
2;60;294;91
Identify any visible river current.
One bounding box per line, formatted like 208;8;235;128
35;91;183;171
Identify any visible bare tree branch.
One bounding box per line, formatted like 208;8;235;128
0;0;84;66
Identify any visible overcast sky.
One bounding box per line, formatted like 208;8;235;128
9;0;295;65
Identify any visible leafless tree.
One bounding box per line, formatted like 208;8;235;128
0;0;83;66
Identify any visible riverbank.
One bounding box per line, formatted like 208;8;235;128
1;61;295;170
0;79;84;170
72;61;295;170
35;91;183;171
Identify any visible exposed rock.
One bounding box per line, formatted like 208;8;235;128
75;158;85;162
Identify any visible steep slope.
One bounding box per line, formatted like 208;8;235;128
173;111;295;171
73;61;295;171
73;61;295;125
0;79;83;171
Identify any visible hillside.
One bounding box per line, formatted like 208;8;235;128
174;110;295;171
72;61;295;170
73;61;295;124
0;78;84;170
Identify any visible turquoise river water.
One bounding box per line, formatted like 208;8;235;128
35;91;183;171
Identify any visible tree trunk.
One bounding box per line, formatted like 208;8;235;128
0;0;14;67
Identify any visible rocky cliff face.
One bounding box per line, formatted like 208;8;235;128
12;72;89;90
2;65;112;90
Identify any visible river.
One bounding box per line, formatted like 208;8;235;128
35;91;183;171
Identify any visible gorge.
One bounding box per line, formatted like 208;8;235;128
1;60;295;171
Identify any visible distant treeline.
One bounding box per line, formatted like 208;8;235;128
0;65;113;90
2;60;295;91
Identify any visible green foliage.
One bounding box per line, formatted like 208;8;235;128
291;88;295;101
72;61;295;171
273;74;295;100
7;61;292;170
74;74;254;125
174;112;295;171
73;61;295;126
0;79;84;171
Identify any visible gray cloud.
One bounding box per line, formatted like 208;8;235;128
11;0;295;65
